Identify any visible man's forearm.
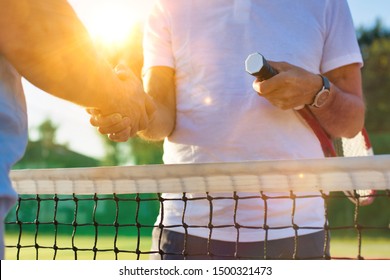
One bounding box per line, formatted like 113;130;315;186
310;85;365;138
0;0;121;111
137;66;176;141
310;64;365;139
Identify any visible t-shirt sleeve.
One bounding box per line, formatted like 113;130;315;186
321;0;363;73
143;0;175;73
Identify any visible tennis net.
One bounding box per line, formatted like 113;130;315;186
5;155;390;260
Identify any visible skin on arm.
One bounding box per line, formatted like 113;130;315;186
91;66;176;142
0;0;152;131
138;66;176;141
312;63;365;138
252;62;365;138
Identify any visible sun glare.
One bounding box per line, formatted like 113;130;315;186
81;1;148;47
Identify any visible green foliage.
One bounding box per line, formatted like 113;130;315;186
355;20;390;155
14;142;100;169
13;119;100;169
100;136;163;166
100;138;131;166
369;132;390;154
357;19;390;59
362;38;390;134
128;137;163;165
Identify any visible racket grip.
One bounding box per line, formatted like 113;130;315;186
245;52;278;81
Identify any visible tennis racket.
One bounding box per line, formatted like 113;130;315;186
245;52;376;206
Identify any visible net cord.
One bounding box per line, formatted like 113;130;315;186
10;155;390;195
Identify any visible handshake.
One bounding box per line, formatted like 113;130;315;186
88;64;155;142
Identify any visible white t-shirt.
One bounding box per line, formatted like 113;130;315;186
144;0;362;242
0;56;28;205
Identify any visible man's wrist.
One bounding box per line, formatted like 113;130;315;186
308;75;332;108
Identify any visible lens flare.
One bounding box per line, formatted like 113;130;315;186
81;1;148;47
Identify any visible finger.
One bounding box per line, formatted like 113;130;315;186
128;124;140;138
252;79;267;95
90;115;99;127
89;112;108;127
108;124;138;142
107;127;132;142
97;117;131;134
86;108;101;115
93;113;124;128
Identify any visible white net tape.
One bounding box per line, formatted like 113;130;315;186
10;155;390;195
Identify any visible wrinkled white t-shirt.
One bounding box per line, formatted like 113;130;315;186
143;0;362;242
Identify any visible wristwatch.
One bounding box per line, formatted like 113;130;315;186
310;75;331;108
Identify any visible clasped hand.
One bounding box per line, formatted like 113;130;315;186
88;64;155;142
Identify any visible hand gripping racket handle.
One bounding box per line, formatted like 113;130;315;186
245;52;278;81
245;52;304;110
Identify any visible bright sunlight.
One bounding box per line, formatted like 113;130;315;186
78;1;152;47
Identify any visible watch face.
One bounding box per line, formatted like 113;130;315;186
310;75;331;108
315;89;330;107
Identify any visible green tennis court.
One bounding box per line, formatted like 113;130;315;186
5;233;389;260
